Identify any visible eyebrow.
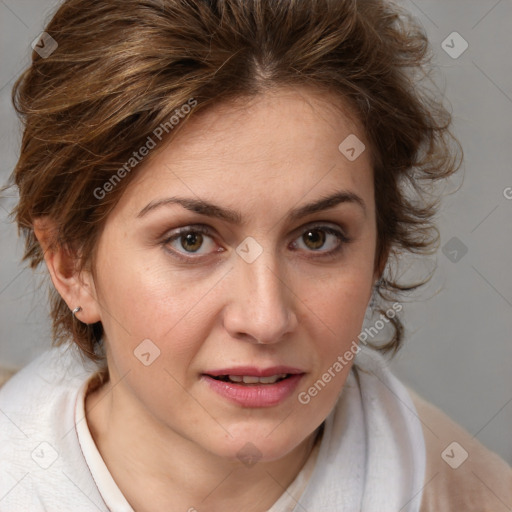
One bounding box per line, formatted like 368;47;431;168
136;190;366;223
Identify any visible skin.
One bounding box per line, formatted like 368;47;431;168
35;86;383;512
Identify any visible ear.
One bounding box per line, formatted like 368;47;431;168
33;217;101;325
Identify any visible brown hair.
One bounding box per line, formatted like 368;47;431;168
4;0;462;372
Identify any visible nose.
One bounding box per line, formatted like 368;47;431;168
222;249;298;345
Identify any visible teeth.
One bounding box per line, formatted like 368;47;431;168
242;375;260;384
258;375;281;384
227;373;288;384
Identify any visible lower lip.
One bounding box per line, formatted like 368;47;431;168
201;374;304;407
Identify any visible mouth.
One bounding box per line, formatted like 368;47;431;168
206;373;291;385
201;367;305;407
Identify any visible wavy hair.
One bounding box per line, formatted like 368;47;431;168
4;0;462;374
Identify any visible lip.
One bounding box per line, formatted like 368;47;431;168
204;366;304;377
201;373;304;407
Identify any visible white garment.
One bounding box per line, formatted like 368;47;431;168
0;343;426;511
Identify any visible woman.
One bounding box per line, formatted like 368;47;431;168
1;0;511;510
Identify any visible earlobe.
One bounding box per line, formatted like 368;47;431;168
33;217;102;325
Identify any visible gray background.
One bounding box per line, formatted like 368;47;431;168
0;0;511;465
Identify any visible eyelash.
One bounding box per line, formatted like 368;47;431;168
161;224;351;263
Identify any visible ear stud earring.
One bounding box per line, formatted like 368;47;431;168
72;306;83;317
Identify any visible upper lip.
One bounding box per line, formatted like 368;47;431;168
204;366;305;377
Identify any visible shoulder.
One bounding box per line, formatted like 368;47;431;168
0;343;95;412
0;366;18;388
407;387;512;512
0;344;107;510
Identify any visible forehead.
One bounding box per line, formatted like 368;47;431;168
167;87;366;164
115;87;373;216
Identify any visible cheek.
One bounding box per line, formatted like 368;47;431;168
94;244;218;369
302;267;373;333
298;271;373;396
95;217;375;365
294;276;371;416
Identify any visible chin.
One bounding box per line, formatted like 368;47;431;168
206;422;312;464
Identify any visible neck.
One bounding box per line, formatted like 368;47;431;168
85;373;321;512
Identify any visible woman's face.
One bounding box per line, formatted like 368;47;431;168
90;87;379;462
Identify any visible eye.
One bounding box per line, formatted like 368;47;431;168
162;225;221;261
162;223;351;263
290;224;350;258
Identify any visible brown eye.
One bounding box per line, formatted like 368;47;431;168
163;225;219;260
162;223;350;264
302;229;326;250
290;224;350;259
180;232;204;252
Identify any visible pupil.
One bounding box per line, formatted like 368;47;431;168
305;229;325;250
182;232;203;252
